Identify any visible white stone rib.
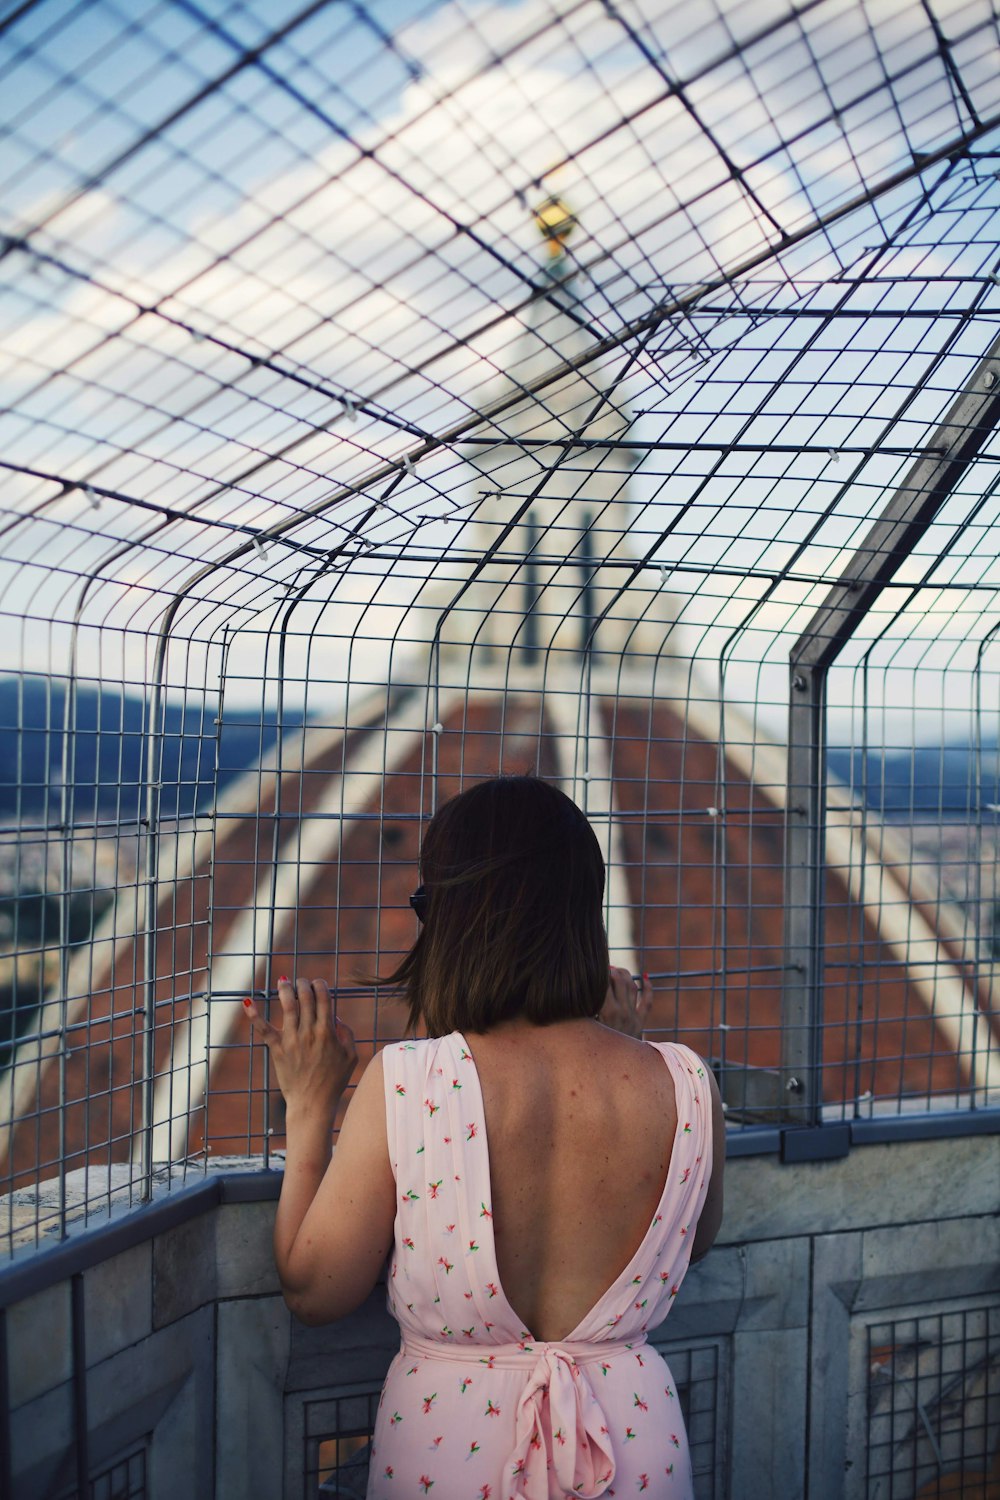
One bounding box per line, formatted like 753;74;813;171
146;687;449;1164
545;685;638;979
680;687;999;1096
0;682;403;1164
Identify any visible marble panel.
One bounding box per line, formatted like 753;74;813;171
215;1199;282;1300
8;1378;74;1500
216;1294;290;1499
7;1279;71;1407
730;1325;807;1500
808;1232;863;1500
856;1213;1000;1311
152;1207;216;1328
721;1134;999;1243
84;1239;152;1366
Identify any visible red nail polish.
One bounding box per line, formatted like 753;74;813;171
243;998;252;1008
278;975;289;983
643;972;649;981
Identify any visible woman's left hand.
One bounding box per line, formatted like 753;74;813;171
244;977;358;1121
600;966;654;1037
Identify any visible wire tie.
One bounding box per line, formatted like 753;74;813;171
827;450;840;464
82;485;101;510
430;721;444;735
402;454;414;474
706;806;719;817
342;395;358;422
717;1022;732;1031
252;536;269;560
659;566;669;587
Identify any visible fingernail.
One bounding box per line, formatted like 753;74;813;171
643;972;649;981
243;998;252;1008
278;975;288;983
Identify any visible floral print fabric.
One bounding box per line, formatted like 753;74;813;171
367;1034;712;1499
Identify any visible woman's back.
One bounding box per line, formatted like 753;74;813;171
374;1028;716;1497
463;1017;679;1341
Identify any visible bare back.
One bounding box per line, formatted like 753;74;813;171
462;1018;680;1342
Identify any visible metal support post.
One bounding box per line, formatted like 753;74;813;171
781;329;1000;1124
781;663;828;1123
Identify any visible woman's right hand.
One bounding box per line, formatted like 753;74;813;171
600;966;653;1037
244;977;358;1122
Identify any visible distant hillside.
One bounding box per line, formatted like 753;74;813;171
827;743;1000;817
1;679;995;824
0;678;303;823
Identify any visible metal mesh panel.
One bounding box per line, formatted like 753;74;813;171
866;1304;1000;1499
661;1340;723;1500
0;1;999;1251
88;1447;148;1500
304;1389;382;1500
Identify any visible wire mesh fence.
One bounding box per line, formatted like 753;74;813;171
87;1446;148;1500
866;1303;1000;1498
1;0;999;1256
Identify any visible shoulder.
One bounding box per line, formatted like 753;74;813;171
345;1046;387;1117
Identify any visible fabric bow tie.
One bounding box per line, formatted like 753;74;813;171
508;1346;616;1499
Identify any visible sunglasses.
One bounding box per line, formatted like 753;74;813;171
409;883;428;923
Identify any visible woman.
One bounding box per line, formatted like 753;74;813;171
244;776;724;1498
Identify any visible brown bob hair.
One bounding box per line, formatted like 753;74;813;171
387;776;608;1037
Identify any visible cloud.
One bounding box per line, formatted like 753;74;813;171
1;0;994;676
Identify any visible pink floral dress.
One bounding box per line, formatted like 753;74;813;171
368;1034;712;1500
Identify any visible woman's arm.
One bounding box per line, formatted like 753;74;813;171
689;1065;725;1262
277;1051;396;1323
244;977;396;1323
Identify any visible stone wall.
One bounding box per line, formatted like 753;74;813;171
3;1134;998;1499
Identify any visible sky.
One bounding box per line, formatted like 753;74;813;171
0;0;999;741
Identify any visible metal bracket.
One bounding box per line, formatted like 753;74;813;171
780;1124;851;1163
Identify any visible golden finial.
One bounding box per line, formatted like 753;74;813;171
533;195;576;258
